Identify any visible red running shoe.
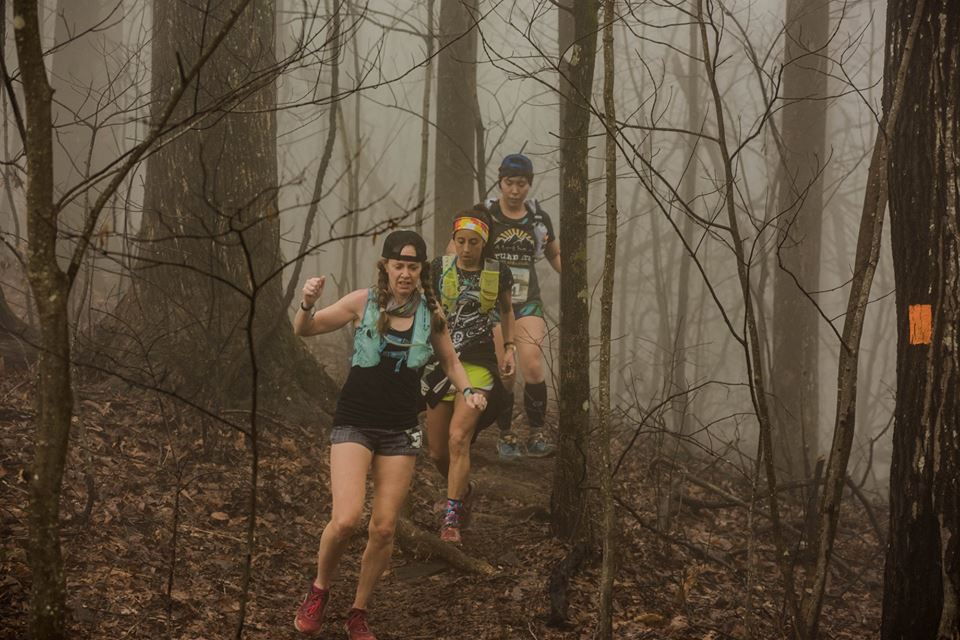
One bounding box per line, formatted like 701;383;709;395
293;583;329;634
345;607;378;640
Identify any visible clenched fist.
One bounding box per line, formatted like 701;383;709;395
301;276;326;308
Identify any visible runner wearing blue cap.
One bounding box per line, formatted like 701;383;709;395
487;154;561;459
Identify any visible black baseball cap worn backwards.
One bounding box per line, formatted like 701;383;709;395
498;153;534;182
381;229;427;262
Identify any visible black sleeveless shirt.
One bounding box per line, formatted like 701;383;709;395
333;324;422;429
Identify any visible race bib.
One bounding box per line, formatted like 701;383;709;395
510;266;531;303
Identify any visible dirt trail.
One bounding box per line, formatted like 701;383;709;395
0;380;578;640
0;378;887;639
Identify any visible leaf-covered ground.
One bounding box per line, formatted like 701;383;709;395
1;372;884;639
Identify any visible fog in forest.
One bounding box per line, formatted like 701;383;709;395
3;0;952;638
5;0;894;477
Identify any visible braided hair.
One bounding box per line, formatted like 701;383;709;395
374;257;447;336
375;258;392;336
419;260;446;334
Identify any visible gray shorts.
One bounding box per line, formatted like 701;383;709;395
330;425;422;456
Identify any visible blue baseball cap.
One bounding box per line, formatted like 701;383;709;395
498;153;534;182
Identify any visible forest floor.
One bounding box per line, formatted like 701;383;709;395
1;369;886;639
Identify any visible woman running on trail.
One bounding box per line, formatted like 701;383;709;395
292;230;487;640
423;207;517;544
486;154;561;460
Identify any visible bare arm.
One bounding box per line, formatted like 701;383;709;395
293;277;366;337
544;238;561;274
498;288;517;379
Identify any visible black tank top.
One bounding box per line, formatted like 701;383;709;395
333;324;422;429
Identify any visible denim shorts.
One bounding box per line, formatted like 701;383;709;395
330;425;422;456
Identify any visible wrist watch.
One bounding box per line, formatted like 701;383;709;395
300;300;314;312
462;387;476;399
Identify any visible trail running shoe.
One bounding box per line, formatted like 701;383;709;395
294;583;329;634
440;500;463;544
526;431;556;458
345;607;378;640
497;433;523;461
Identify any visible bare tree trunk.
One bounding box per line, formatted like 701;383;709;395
473;76;486;199
771;0;828;481
16;3;264;629
798;0;925;636
101;0;335;417
278;0;340;322
551;0;598;542
433;0;477;254
337;4;362;297
697;0;802;630
882;2;960;638
596;1;617;636
14;4;71;637
415;0;434;235
670;9;698;440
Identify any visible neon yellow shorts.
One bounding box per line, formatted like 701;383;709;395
441;362;495;402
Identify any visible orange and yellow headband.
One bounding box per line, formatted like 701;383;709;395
452;217;489;242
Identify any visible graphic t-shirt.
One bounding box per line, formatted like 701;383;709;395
432;256;512;371
486;200;556;306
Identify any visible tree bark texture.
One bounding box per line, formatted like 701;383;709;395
797;0;923;631
105;0;334;414
416;0;435;235
597;1;617;636
882;2;960;638
551;0;598;542
670;3;699;440
433;0;477;254
697;0;802;627
771;0;828;481
13;1;72;637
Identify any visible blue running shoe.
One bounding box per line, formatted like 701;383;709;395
497;433;523;461
526;431;556;458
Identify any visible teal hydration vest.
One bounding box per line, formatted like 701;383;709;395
351;288;434;369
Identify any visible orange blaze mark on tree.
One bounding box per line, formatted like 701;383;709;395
909;304;932;345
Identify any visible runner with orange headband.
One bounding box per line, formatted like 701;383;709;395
423;206;516;543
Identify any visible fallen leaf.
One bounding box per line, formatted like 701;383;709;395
636;612;667;627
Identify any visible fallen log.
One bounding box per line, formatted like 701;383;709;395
395;517;496;576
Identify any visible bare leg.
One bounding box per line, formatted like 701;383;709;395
515;315;547;385
425;400;454;478
493;322;516;434
446;391;484;499
314;442;372;589
352;453;417;609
